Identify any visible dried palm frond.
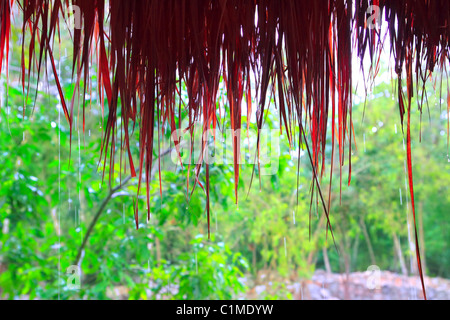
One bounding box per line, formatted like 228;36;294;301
1;0;449;299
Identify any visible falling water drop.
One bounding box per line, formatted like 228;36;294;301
78;129;81;226
292;211;296;225
363;134;366;153
404;160;408;211
395;124;397;134
407;216;416;300
403;159;416;300
399;188;402;205
195;251;198;274
58;93;61;301
215;210;218;232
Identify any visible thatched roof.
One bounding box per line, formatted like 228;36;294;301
2;0;450;299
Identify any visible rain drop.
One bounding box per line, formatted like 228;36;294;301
195;252;198;274
363;134;366;153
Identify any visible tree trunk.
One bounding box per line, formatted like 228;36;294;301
352;232;360;271
360;217;376;265
393;232;408;276
322;247;332;273
306;212;326;265
340;239;351;300
251;244;257;276
155;236;161;267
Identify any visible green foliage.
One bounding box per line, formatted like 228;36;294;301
0;21;448;300
171;235;248;300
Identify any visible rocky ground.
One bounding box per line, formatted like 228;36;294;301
245;269;450;300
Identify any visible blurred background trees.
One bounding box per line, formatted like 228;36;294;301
0;19;448;300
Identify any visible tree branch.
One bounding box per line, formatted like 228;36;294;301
73;142;185;266
74;175;132;265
